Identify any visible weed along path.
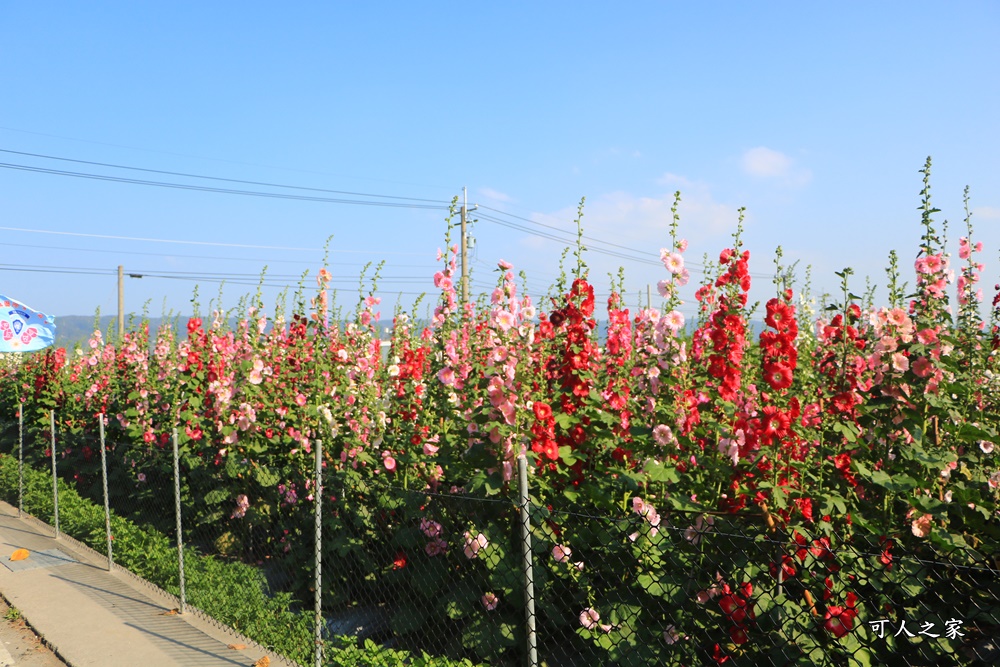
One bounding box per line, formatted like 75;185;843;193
0;597;67;667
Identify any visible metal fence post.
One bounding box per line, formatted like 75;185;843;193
50;410;59;538
17;406;23;518
172;428;187;614
99;414;113;570
314;438;323;667
517;455;538;667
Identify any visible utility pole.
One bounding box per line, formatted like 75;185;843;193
647;284;652;309
117;265;124;339
460;187;468;305
458;187;478;306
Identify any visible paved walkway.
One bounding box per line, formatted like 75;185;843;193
0;503;291;667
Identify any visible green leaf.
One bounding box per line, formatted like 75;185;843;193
559;446;577;466
203;488;229;505
643;460;679;484
252;464;280;487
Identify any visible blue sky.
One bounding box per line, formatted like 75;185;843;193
2;2;998;328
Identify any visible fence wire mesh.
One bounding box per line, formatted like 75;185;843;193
1;412;999;666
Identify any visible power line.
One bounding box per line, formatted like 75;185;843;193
0;148;450;204
0;241;442;267
0;162;450;210
0;127;456;191
0;226;427;254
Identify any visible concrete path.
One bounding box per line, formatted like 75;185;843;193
0;503;292;667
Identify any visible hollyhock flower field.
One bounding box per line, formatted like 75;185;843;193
3;162;999;665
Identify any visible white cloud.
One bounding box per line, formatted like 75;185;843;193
523;177;743;255
973;205;1000;220
741;147;812;186
478;187;512;203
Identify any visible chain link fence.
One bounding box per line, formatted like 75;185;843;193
2;410;999;666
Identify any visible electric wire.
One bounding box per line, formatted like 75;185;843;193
0;162;450;210
0;148;450;204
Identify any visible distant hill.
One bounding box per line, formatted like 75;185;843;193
53;314;770;350
52;316;176;349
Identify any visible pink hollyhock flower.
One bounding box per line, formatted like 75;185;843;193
425;539;447;557
295;393;307;407
499;401;516;425
652;424;674;447
911;513;933;538
497;259;513;270
481;593;499;610
664;310;685;333
657;279;672;298
383;455;397;473
579;608;600;630
916;328;938;345
887;308;908;327
231;494;250;519
989;471;1000;490
552;544;572;563
423;441;440;455
420;518;443;538
464;531;488;559
676;268;690;286
891;352;909;372
979;440;994;454
663;252;685;274
911;356;933;378
437;367;456;386
663;625;683;644
495;310;516;332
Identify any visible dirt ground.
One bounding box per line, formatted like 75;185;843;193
0;597;68;667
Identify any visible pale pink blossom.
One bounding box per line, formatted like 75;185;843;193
663;252;685;274
579;608;600;630
425;539;447;557
495;311;516;332
437;367;456;386
420;519;443;538
979;441;994;454
231;494;250;519
552;544;572;563
652;424;674;447
664;310;685;333
911;513;933;538
481;593;499;610
891;352;909;373
463;531;489;559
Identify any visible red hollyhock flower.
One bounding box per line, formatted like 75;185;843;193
823;601;858;638
392;551;407;569
532;402;553;421
763;362;794;391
